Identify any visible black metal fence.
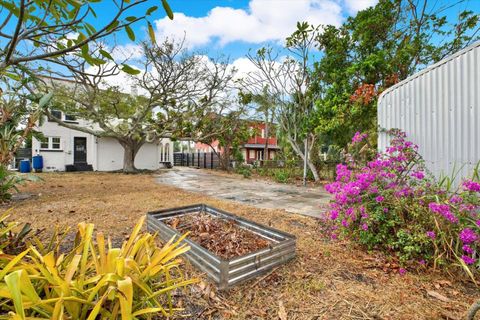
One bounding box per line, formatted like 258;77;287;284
173;152;221;169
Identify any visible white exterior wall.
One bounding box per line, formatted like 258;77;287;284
96;138;124;171
34;118;174;171
378;41;480;182
32;119;97;172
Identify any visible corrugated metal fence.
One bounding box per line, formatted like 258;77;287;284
378;41;480;183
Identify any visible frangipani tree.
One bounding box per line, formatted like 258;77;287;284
46;38;236;172
243;22;321;181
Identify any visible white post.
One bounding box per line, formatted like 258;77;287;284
303;137;308;187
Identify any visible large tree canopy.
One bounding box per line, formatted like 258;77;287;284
0;0;172;77
46;38;236;172
312;0;480;148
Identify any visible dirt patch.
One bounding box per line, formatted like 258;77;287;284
4;172;480;320
166;212;271;259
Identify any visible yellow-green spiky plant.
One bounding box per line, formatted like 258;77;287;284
0;216;197;319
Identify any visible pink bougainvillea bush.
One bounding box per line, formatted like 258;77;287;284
325;130;480;278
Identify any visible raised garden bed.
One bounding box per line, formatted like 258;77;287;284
147;204;296;290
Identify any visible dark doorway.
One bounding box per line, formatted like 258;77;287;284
73;137;87;164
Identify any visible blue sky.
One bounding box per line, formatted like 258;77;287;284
93;0;375;61
93;0;479;62
77;0;478;91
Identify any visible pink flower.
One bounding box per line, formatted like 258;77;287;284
329;210;339;220
463;180;480;192
428;203;458;223
426;231;436;239
463;245;474;254
459;228;478;244
411;171;425;180
375;195;385;203
462;255;476;265
361;223;368;231
398;268;407;276
449;195;463;204
352;131;368;144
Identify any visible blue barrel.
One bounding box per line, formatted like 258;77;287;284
32;155;43;171
19;159;31;173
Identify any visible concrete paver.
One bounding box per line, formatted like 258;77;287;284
156;167;330;218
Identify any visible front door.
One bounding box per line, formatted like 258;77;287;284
73;137;87;164
256;150;264;160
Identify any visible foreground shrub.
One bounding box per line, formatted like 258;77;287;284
273;169;290;183
0;165;40;204
235;165;252;178
0;211;33;255
325;130;480;279
0;216;197;318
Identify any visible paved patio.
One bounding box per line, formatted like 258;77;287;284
156;167;330;218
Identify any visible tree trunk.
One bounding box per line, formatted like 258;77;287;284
119;139;143;173
220;147;231;171
287;136;320;182
264;111;269;163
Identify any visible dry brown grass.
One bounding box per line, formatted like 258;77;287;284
3;172;479;320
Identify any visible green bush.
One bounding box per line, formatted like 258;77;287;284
274;170;290;183
0;165;40;203
0;216;196;319
326;130;480;279
235;165;252;178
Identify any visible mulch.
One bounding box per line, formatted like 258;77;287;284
166;212;271;259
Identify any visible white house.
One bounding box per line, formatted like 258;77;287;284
32;111;173;172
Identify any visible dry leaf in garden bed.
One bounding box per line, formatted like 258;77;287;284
165;212;271;259
278;301;287;320
427;290;450;303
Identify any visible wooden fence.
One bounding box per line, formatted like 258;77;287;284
173;152;221;169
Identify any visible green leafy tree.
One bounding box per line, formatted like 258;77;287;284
0;0;172;77
312;0;480;148
194;110;252;171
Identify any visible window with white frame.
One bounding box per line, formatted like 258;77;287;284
40;137;62;150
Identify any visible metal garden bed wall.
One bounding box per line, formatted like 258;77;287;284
147;204;296;290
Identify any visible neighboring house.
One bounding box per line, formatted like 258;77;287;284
195;121;279;164
33;111;173;172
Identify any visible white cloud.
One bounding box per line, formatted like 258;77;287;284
111;43;143;61
343;0;378;14
154;0;344;49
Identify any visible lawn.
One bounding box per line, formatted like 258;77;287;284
4;172;479;319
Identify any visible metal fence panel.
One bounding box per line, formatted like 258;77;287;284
174;152;221;169
378;41;480;184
